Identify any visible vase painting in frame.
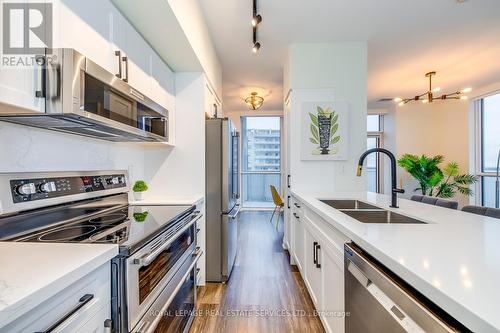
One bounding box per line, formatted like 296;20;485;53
300;101;348;160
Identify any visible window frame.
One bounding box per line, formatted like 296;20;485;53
240;116;282;209
367;114;384;193
474;91;500;206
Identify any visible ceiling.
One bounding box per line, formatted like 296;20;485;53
199;0;500;111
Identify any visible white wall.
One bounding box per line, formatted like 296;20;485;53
286;42;368;194
0;73;207;202
383;100;470;206
167;0;223;98
0;122;147;191
144;73;206;199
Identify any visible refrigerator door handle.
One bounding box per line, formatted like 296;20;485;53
228;205;241;219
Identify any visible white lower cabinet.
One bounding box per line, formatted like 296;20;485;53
304;228;323;307
321;243;345;333
291;202;305;272
290;196;346;333
3;263;112;333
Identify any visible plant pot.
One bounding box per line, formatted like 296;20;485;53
317;115;331;155
133;191;144;201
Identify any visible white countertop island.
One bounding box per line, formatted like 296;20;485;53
292;190;500;333
0;242;118;329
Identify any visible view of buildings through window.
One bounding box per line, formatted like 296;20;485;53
479;93;500;207
367;114;383;193
241;117;281;208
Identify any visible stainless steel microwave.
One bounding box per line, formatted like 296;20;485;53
0;49;169;142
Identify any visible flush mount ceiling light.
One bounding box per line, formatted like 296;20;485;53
393;71;471;106
251;0;262;53
245;92;264;110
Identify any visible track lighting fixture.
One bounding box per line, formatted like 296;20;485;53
252;42;261;53
251;0;262;53
251;14;262;27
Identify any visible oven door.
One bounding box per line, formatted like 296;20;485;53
132;249;201;333
126;214;199;331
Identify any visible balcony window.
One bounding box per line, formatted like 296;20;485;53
367;114;384;193
241;117;281;208
477;93;500;207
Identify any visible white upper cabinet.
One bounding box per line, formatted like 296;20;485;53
53;0;118;75
151;51;175;111
0;0;46;113
53;0;173;104
120;17;153;97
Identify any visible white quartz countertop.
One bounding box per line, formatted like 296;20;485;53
129;195;204;206
0;242;118;329
292;190;500;333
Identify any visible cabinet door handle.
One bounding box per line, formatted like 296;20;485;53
315;244;321;269
35;294;94;333
287;195;290;209
115;50;122;79
294;203;301;208
287;175;291;188
313;241;318;265
104;319;112;333
122;55;129;82
293;213;299;219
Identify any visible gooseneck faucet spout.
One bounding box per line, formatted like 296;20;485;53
356;148;405;208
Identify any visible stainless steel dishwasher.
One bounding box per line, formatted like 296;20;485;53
344;243;470;333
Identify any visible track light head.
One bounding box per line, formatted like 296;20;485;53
252;42;261;53
251;14;262;27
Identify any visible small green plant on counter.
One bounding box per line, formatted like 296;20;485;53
132;180;148;192
397;154;478;198
133;211;149;222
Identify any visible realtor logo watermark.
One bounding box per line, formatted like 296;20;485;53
1;1;53;67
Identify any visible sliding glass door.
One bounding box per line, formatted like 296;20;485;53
241;117;281;208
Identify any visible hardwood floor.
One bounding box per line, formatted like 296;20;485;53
190;211;325;333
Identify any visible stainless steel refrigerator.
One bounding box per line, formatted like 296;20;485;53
206;118;240;282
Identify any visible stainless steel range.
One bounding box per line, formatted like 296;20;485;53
0;171;201;333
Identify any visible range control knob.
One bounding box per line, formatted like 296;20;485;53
111;177;120;185
15;183;36;196
39;181;56;193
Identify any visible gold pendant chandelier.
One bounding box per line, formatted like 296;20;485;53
245;92;264;110
394;71;471;106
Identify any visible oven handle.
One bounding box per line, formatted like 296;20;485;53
136;250;202;333
133;213;201;267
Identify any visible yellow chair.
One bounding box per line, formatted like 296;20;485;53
270;185;284;230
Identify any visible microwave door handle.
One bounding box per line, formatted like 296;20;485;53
54;63;62;99
35;55;46;98
122;55;129;82
115;50;122;79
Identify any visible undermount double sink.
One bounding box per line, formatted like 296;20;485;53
319;199;427;224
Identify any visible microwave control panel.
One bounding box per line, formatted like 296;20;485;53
10;174;127;203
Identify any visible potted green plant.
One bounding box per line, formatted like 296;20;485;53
133;211;149;222
132;180;148;201
397;154;478;198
